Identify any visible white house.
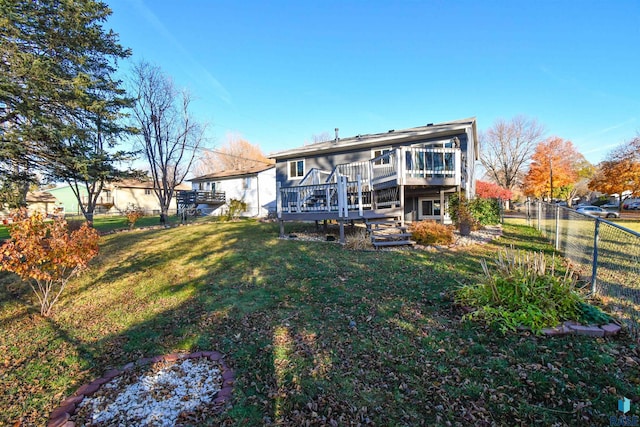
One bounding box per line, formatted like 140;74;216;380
187;165;276;218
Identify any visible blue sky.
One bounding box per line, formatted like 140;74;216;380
107;0;640;164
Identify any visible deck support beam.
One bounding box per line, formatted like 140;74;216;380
339;220;345;244
279;220;285;238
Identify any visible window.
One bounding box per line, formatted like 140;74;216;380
288;160;305;179
418;197;447;219
372;148;392;165
243;177;251;189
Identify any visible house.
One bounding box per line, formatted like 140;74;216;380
183;164;276;218
271;117;479;244
47;179;190;216
25;191;62;217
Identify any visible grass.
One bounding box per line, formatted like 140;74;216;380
0;212;212;240
1;220;639;425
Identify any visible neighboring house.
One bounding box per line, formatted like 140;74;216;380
47;179;190;216
184;165;276;218
26;191;62;217
271;118;479;241
46;185;88;216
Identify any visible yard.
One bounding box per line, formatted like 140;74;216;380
1;219;639;425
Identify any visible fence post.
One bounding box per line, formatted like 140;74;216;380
554;204;560;251
591;218;600;294
537;202;541;231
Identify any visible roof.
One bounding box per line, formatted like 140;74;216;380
269;117;478;160
26;191;57;203
189;164;275;182
109;179;190;190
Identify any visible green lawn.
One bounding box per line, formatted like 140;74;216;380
0;212;211;240
1;220;638;425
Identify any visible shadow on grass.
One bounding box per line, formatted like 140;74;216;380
2;221;638;426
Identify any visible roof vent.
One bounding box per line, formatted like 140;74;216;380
334;128;339;143
427;123;433;126
388;129;394;133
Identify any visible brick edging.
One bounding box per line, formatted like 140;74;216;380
542;321;622;337
47;351;234;427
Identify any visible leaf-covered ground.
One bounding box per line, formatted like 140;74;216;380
1;219;638;426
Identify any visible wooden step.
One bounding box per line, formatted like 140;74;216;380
371;233;412;240
372;240;414;247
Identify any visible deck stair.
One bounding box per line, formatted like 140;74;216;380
366;218;414;248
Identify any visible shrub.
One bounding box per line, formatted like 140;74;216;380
455;247;589;333
125;205;145;230
449;194;501;232
448;193;479;235
410;220;454;245
344;228;372;250
468;197;501;225
226;199;247;221
0;209;100;316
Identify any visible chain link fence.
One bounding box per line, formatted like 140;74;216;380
527;201;640;340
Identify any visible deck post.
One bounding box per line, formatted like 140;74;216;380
279;220;285;238
357;174;363;217
276;182;282;219
339;220;345;244
399;184;405;227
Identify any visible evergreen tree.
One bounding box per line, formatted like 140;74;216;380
0;0;136;220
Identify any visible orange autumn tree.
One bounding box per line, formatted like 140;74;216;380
589;136;640;208
523;137;582;201
0;209;100;316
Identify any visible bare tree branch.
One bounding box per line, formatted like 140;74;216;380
130;62;204;224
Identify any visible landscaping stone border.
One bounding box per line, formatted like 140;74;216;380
542;321;622;337
46;351;234;427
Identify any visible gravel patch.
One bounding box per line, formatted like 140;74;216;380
75;358;220;426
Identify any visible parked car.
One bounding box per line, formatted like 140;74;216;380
625;201;640;210
601;203;620;209
576;206;620;218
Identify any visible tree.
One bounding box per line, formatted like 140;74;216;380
480;116;545;193
0;0;133;212
475;180;513;200
193;133;272;176
130;62;204;225
523;137;583;201
0;209;99;316
589;135;640;208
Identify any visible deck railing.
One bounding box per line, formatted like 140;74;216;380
176;190;226;204
405;147;460;181
371;149;399;189
277;176;372;217
298;168;332;186
328;161;371;186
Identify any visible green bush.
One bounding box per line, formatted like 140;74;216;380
455;247;592;334
448;194;501;227
410;220;454;245
469;198;501;225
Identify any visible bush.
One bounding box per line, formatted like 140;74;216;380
125;205;145;230
0;209;100;316
344;228;372;250
449;194;501;232
455;247;591;334
468;197;501;225
410;220;454;245
226;199;247;221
